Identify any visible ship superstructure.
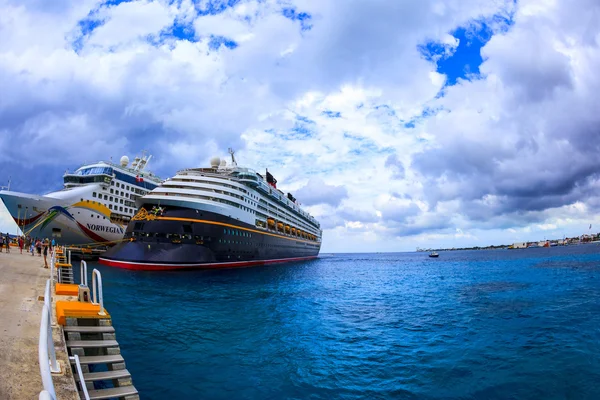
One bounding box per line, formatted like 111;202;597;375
0;153;161;245
100;149;322;270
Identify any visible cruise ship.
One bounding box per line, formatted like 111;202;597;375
0;154;161;245
99;149;322;270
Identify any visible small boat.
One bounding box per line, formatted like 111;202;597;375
429;251;439;258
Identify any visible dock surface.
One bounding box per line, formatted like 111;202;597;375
0;251;77;400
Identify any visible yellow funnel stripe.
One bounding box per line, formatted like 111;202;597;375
71;200;112;218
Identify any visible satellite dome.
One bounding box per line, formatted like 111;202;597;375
210;157;220;168
220;159;227;167
120;156;129;167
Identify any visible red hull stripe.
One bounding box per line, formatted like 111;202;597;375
14;212;44;227
98;255;319;270
77;221;109;243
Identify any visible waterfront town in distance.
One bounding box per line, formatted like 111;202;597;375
417;232;600;253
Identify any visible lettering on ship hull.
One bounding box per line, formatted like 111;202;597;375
86;223;124;234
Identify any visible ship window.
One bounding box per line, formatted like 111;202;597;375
92;192;96;197
111;181;114;186
119;206;123;211
116;183;120;188
109;196;113;201
110;189;113;194
109;205;112;210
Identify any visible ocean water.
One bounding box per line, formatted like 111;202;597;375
84;245;600;399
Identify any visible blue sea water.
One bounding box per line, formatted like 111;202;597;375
85;245;600;399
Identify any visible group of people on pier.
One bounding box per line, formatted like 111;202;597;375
0;233;57;268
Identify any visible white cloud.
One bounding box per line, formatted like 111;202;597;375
0;0;598;252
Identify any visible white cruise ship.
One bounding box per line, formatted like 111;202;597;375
100;149;322;270
0;154;161;245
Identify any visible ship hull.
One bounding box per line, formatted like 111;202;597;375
99;207;321;270
0;190;125;245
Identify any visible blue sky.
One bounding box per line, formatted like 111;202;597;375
1;0;600;252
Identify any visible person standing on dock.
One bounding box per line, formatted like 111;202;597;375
4;233;9;253
35;238;42;257
18;236;23;254
0;234;3;253
42;238;49;268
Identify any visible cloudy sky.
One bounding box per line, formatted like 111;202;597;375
1;0;599;252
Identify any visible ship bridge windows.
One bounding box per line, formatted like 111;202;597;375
75;166;114;176
64;175;110;185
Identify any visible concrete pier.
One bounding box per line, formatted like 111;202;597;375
0;251;78;400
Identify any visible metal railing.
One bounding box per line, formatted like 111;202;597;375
39;280;60;399
38;250;63;399
80;260;88;287
39;250;110;398
70;355;90;400
91;269;106;316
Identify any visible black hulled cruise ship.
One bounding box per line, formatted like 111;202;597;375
99;150;322;270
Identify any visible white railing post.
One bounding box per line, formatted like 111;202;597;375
39;304;60;400
80;260;88;287
49;252;54;302
68;250;71;265
39;390;54;400
70;355;90;400
91;269;106;316
47;307;60;373
44;280;55;328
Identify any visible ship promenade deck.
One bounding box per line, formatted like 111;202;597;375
0;251;78;400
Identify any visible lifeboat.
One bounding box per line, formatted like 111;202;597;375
291;227;297;235
277;222;284;232
285;225;291;234
267;218;275;228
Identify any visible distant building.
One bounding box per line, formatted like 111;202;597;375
513;242;527;249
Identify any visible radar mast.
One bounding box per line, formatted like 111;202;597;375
228;148;237;166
